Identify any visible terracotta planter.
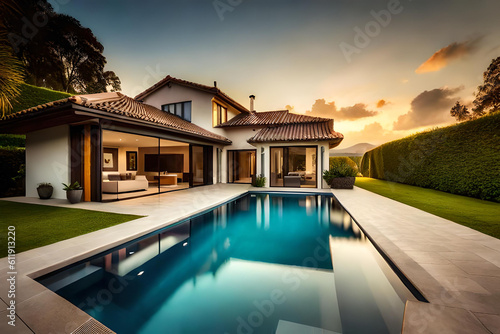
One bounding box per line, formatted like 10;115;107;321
37;186;53;199
66;189;83;204
330;177;355;189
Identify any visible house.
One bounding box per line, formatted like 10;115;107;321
0;76;343;201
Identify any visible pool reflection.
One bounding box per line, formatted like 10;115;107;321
38;193;414;334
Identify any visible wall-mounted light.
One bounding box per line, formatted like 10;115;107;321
137;271;144;276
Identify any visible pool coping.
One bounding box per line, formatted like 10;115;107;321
1;185;499;333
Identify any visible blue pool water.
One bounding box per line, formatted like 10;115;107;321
38;193;416;334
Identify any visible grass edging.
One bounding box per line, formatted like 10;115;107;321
0;201;143;254
355;178;500;239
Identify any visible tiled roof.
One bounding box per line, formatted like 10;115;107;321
3;92;231;144
217;110;329;127
247;121;343;144
134;75;249;113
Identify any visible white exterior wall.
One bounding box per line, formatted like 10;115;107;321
252;141;331;189
141;83;226;137
26;125;71;199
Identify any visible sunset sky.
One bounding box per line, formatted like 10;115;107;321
56;0;500;148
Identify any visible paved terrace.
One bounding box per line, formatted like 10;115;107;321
1;184;499;333
333;187;500;334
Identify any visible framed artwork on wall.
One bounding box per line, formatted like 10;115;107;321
103;147;118;171
126;151;138;171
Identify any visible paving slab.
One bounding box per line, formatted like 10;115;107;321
333;186;500;334
402;300;489;334
0;310;33;334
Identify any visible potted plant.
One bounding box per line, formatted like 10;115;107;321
37;182;53;199
62;181;83;204
323;157;358;189
253;174;267;187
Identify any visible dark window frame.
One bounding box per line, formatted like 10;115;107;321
213;102;227;126
161;101;192;122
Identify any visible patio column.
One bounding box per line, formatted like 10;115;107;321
83;124;91;201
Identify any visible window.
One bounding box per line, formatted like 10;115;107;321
212;102;227;127
161;101;192;122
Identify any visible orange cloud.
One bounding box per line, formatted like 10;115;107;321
393;87;462;130
415;38;481;73
376;99;389;108
306;99;378;120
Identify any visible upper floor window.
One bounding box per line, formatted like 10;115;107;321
212;102;227;127
162;101;192;122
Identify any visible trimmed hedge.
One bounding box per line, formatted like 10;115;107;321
360;112;500;202
0;148;25;197
0;134;25;148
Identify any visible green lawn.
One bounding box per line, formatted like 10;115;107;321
355;178;500;239
0;201;143;254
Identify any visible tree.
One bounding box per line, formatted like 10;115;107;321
49;14;106;93
5;0;120;94
450;101;470;122
473;56;500;117
104;71;121;92
0;0;24;117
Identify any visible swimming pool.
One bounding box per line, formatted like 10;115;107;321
38;193;417;334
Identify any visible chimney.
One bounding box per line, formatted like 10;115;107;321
249;95;255;112
214;81;217;88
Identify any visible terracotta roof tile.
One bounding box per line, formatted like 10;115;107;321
247;121;343;144
217;110;330;127
3;92;231;144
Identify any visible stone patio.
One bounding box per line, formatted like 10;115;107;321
333;187;500;334
1;184;499;333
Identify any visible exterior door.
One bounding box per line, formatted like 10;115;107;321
190;145;213;187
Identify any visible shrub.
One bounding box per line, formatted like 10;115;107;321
347;156;362;169
324;157;358;184
253;174;266;187
329;157;359;176
0;147;25;197
0;134;25;148
360;112;500;202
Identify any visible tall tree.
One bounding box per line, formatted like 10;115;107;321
450;101;470;121
0;0;24;117
5;0;120;94
48;14;106;92
473;56;500;117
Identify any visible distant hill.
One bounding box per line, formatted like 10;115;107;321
330;143;376;156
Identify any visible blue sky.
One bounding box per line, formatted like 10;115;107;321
54;0;500;147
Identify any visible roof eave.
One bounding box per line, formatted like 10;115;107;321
71;105;232;145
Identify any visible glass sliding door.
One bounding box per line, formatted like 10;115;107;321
191;145;204;187
101;130;191;201
270;146;317;188
157;139;190;193
228;150;256;184
190;145;213;187
270;147;284;187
